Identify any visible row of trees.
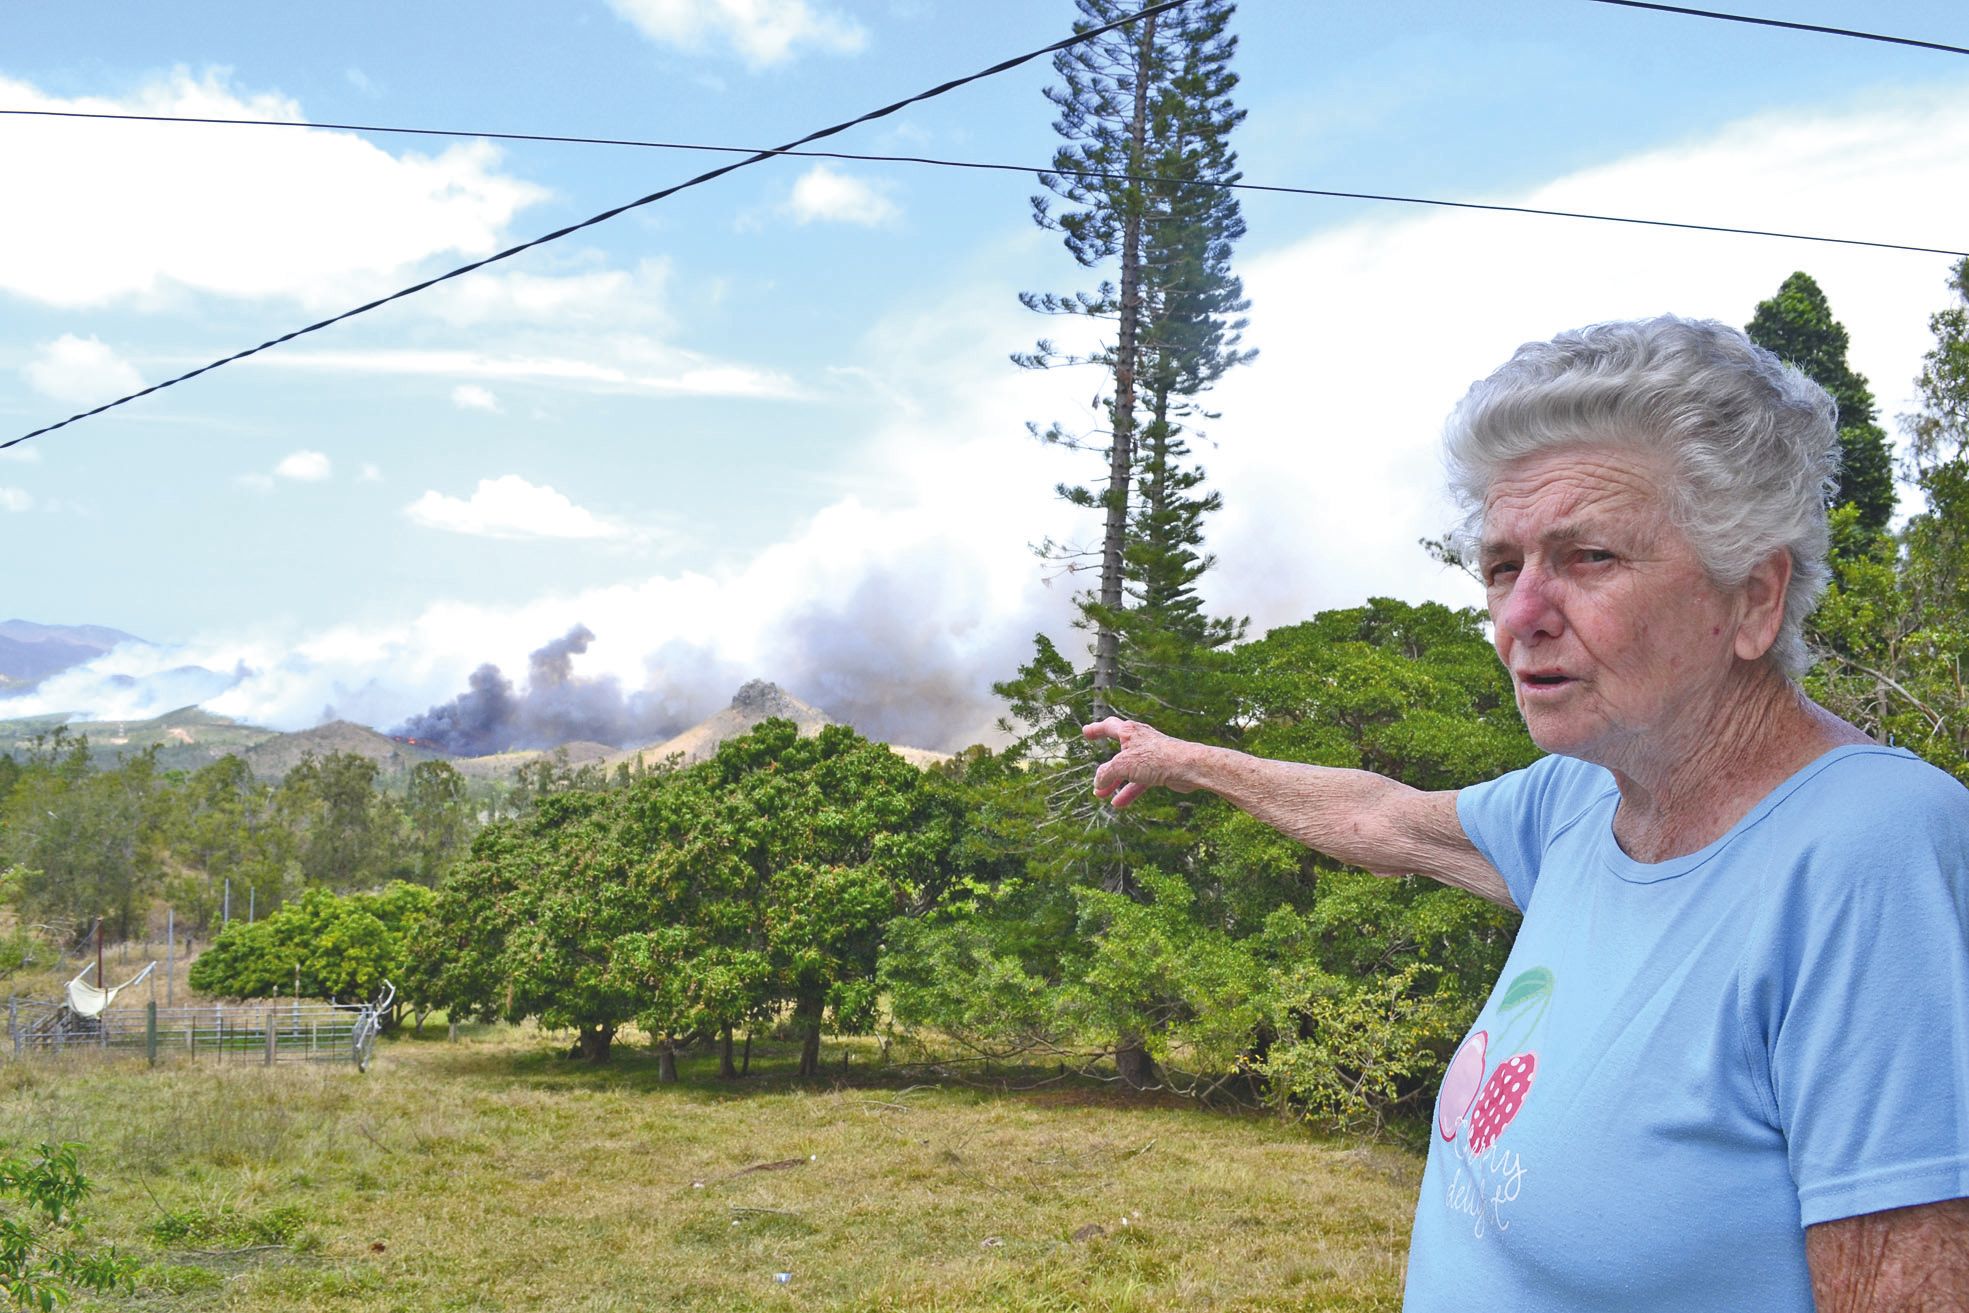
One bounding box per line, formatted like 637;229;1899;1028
0;737;475;942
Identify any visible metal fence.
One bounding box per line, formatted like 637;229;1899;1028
9;986;391;1070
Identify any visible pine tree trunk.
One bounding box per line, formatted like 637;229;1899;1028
719;1024;737;1079
1091;7;1158;719
658;1038;678;1083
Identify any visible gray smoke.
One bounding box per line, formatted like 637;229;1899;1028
395;625;691;755
392;567;1074;758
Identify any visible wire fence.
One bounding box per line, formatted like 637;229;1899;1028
8;988;390;1070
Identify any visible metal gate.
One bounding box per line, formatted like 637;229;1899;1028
9;983;393;1070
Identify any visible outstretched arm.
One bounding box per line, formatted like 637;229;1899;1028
1085;718;1515;910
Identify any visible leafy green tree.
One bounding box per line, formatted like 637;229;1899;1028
154;755;288;935
421;721;975;1073
1804;258;1969;775
417;790;644;1061
278;753;402;892
188;884;429;1014
403;760;471;886
0;738;162;941
617;721;975;1077
1745;271;1895;539
0;1141;133;1310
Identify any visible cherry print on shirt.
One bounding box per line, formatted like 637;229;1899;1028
1467;1053;1537;1157
1439;1029;1487;1141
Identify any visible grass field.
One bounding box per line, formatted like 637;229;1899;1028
0;1021;1424;1312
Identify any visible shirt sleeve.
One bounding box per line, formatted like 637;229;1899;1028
1743;754;1969;1227
1453;753;1612;912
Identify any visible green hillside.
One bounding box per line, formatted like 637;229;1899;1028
0;706;277;773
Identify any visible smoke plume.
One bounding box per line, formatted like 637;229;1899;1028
394;625;689;754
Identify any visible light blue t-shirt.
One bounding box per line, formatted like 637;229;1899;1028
1404;745;1969;1312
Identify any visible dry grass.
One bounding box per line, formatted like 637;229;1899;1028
0;1025;1421;1311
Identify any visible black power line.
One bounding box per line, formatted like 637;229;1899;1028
1581;0;1969;56
4;0;1189;450
7;108;1961;260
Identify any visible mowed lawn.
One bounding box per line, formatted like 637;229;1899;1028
0;1027;1421;1311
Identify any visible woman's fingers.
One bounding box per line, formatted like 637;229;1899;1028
1086;718;1163;808
1082;716;1132;744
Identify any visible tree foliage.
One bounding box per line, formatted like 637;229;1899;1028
0;734;161;942
417;721;977;1071
1803;258;1969;776
891;600;1537;1123
1745;271;1895;538
187;883;430;1016
0;1142;133;1310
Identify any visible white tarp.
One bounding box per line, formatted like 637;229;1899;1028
64;962;154;1018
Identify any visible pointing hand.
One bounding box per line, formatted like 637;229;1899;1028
1084;717;1197;809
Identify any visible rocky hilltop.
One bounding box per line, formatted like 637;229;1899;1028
609;679;838;772
610;679;947;772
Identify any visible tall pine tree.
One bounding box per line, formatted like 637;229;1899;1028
994;0;1252;1088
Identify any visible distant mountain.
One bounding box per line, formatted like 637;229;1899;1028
0;705;277;772
608;679;948;772
0;619;145;690
0;673;949;782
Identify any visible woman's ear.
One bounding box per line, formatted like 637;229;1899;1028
1734;549;1793;662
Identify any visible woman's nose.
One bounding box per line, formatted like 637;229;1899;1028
1496;566;1564;643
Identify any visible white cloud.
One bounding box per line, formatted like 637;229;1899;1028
417;259;671;330
605;0;865;67
0;69;548;308
404;475;628;541
21;335;143;405
274;450;332;482
267;343;803;399
783;165;899;227
0;487;31;512
450;384;501;412
359;463;383;482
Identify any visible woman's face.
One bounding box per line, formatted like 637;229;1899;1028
1478;444;1753;772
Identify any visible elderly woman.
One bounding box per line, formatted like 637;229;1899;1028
1087;317;1969;1311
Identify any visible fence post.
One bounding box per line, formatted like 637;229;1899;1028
265;1010;275;1066
146;1001;157;1067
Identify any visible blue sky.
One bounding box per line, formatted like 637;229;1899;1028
3;1;1967;750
